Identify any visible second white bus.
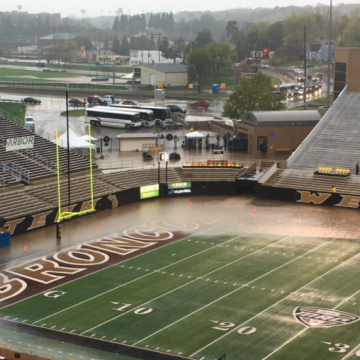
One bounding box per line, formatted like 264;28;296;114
85;107;142;129
109;105;156;127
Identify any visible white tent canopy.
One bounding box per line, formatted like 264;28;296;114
80;135;98;142
185;131;205;138
121;72;134;80
58;129;95;149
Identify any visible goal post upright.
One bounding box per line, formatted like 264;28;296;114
55;125;95;223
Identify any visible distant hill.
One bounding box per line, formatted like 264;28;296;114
174;3;360;24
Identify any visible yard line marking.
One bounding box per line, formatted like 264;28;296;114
33;231;242;325
84;236;289;336
1;221;225;311
191;238;360;358
137;237;334;346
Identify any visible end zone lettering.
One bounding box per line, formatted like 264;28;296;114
0;224;174;304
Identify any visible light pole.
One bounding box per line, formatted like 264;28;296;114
17;5;23;58
81;9;86;36
117;8;122;40
327;0;333;108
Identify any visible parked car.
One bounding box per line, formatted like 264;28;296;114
166;104;187;114
24;114;35;131
190;100;210;109
142;151;153;160
37;62;46;68
0;57;8;61
121;100;139;105
103;95;121;104
87;96;105;105
23;97;41;104
169;152;181;161
69;98;86;106
160;120;183;130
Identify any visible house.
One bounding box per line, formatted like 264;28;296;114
306;39;335;61
38;33;77;48
130;50;181;65
133;63;188;87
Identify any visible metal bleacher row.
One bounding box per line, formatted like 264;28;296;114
288;90;360;170
263;168;360;196
0;116;95;187
0;166;248;220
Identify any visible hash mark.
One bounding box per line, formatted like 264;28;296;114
61;328;65;331
123;340;127;343
70;329;75;333
171;273;175;275
51;325;56;329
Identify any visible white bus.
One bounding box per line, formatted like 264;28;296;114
109;105;156;127
110;104;171;124
85;107;142;129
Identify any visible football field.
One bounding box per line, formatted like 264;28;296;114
2;223;360;360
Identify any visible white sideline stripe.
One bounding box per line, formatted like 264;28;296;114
135;236;333;346
33;231;244;325
1;220;224;311
192;238;360;358
81;232;261;335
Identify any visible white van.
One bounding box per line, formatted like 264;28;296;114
25;114;35;131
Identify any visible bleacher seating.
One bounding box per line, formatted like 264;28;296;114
179;167;246;182
263;168;360;196
288;90;360;170
102;168;183;189
0;116;96;186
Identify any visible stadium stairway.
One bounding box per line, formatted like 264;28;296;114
287;89;360;170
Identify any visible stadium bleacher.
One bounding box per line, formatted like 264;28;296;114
0;116;96;186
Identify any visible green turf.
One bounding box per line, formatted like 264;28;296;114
60;109;85;117
0;68;84;79
2;232;360;360
0;102;25;126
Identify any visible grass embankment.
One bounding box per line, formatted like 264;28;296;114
60;109;85;117
0;102;25;125
0;61;132;73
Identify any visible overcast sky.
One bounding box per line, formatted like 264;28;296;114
2;0;359;18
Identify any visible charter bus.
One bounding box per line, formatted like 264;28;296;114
85;107;142;129
109;104;171;124
109;105;156;127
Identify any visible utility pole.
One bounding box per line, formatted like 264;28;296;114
53;27;55;64
303;25;307;108
98;32;101;62
327;0;333;108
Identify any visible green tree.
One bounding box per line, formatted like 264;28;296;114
187;48;212;94
283;12;320;61
74;36;94;50
342;14;360;46
225;20;239;43
204;42;234;83
223;72;285;119
55;40;78;67
195;29;214;49
112;37;120;54
119;35;130;56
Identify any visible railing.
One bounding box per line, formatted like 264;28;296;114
2;162;30;184
0;107;24;127
36;128;91;161
21;149;59;173
0;174;5;186
98;158;180;171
